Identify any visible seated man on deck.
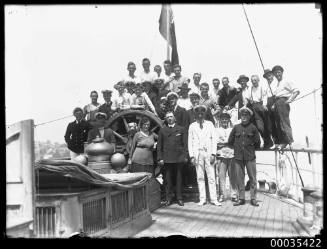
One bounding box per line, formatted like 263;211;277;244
83;90;101;127
130;83;158;116
87;112;116;146
111;81;132;113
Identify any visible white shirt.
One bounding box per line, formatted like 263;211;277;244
249;84;268;106
177;97;193;110
139;71;157;83
189;81;201;95
240;86;251;107
188;120;216;158
215;127;234;158
270;78;299;99
122;74;141;84
111;92;132;111
98;127;105;138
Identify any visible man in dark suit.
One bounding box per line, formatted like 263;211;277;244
87;112;116;145
157;112;188;206
218;77;238;109
64;107;91;159
166;92;190;129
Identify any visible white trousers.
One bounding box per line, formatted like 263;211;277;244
195;150;218;202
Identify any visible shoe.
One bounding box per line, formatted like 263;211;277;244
197;200;206;206
218;196;224;202
233;199;245;206
270;144;279;150
231;197;238;202
250;199;259;206
211;200;222;206
177;200;184;206
164;200;172;206
278;144;288;150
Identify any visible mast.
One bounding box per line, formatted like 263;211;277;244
166;5;170;61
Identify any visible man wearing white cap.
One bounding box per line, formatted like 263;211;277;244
188;105;220;206
228;106;260;206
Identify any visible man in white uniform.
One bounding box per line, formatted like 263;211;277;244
188;105;220;206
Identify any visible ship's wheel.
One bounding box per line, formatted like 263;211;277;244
106;109;164;151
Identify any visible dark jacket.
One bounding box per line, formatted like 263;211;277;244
87;127;116;144
157;124;188;163
64;120;91;153
187;107;215;125
218;87;238;108
98;102;114;120
228;122;260;161
171;105;190;129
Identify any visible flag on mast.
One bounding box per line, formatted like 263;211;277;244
159;4;179;66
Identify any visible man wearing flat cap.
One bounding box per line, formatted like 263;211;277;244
188;104;220;206
98;90;114;120
268;65;300;149
87;112;116;145
228;106;261;206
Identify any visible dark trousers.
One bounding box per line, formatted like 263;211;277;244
183;162;198;187
250;102;274;147
234;159;257;200
164;163;183;201
267;97;294;144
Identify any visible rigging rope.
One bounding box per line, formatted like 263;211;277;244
241;3;305;187
34;115;73;127
291;87;321;103
242;4;265;71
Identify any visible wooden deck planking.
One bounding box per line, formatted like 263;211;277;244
239;195;261;237
258;193;271;237
199;201;232;237
203;199;235;236
228;198;251;237
133;193;308;238
218;197;244;237
249;193;267;237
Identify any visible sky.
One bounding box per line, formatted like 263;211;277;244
5;4;322;146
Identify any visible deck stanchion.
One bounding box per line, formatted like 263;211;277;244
310;191;323;231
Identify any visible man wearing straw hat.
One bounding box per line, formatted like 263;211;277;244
228;106;260;206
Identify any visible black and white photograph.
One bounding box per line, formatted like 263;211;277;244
5;3;323;239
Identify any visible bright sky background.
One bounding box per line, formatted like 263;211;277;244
5;4;322;147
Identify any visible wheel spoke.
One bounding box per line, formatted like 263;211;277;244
122;117;130;132
151;125;159;133
113;131;128;144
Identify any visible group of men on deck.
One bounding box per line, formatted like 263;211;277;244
64;58;300;207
